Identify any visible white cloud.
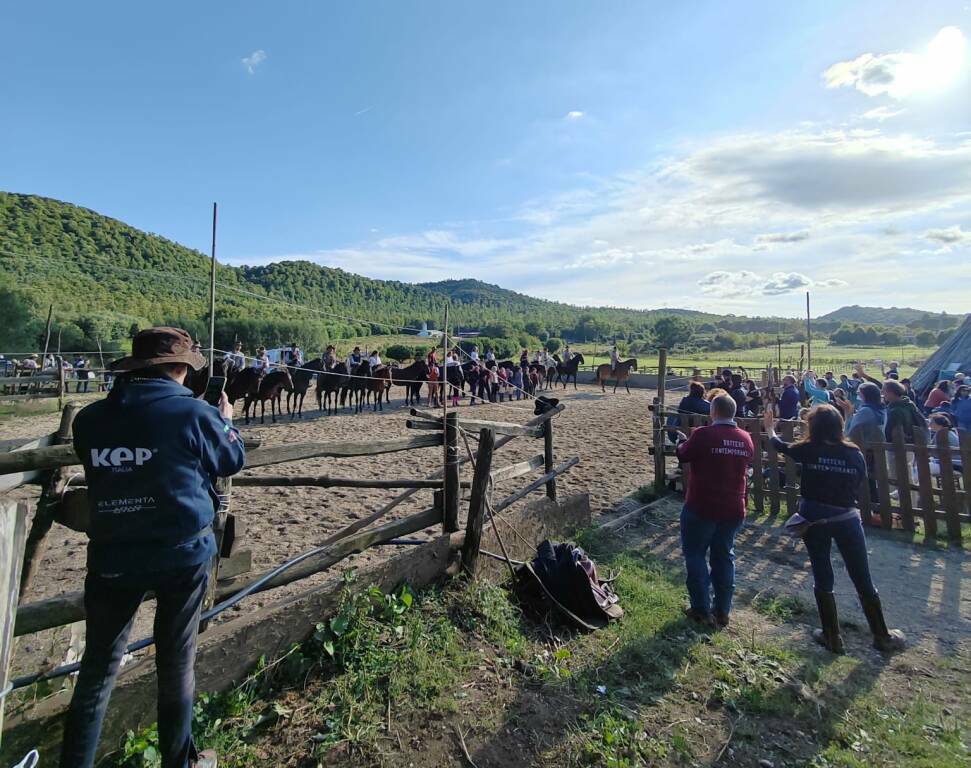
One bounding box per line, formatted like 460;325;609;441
698;271;846;298
241;49;267;75
824;26;968;99
861;106;907;122
755;230;810;244
924;225;970;244
565;111;585;120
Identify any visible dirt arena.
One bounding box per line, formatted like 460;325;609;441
4;382;659;685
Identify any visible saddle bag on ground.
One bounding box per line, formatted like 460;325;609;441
515;540;623;630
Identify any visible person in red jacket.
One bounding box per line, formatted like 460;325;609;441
675;395;754;628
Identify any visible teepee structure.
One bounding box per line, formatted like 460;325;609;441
911;315;971;395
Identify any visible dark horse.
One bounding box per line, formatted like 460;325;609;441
245;368;293;424
556;352;585;390
390;359;428;406
316;361;349;416
442;364;464;404
287;358;323;419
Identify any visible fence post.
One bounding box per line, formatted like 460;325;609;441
443;412;460;532
937;429;962;543
0;501;28;739
891;427;915;532
461;428;495;576
57;358;66;411
653;347;668;494
19;403;81;597
543;418;557;502
912;429;937;540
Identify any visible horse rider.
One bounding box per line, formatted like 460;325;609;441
324;344;338;369
225;342;246;374
253;346;270;376
563;344;572;363
347;346;363;371
369;349;385;370
485;347;496;363
286;342;303;367
610;344;619;372
469;345;480;363
22;353;40;371
520;349;529;369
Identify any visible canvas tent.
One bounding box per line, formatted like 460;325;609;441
911;315;971;395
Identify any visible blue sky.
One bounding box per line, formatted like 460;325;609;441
3;1;970;316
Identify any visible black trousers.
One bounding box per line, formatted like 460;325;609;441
60;561;209;768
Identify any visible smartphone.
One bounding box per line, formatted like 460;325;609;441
203;376;226;407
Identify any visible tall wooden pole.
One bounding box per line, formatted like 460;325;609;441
41;303;54;365
805;291;812;372
654;347;668;494
209;202;218;369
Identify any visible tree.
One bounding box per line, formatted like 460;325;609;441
385;344;414;362
652;316;693;350
544;337;562;353
915;330;936;347
0;288;43;351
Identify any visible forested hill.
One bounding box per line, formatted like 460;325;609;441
0;191;713;352
819;305;963;327
0;191;958;356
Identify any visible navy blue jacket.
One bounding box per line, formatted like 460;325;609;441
779;384;801;420
73;377;246;574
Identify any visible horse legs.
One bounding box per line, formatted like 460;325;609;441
626;380;631;394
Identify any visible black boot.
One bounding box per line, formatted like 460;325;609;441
813;591;844;654
858;592;906;653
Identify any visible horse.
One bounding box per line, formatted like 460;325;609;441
390;359;428;406
557;352;585;390
595;358;638;394
442;364;465;405
245;368;293;424
287;358;323;419
343;360;372;414
315;361;349;415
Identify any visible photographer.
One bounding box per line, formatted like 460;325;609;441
61;327;246;768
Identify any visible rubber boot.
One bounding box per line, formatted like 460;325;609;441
858;592;906;653
813;591;844;654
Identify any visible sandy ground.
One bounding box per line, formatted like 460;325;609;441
3;382;655;687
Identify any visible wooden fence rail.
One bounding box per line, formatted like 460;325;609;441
649;404;970;542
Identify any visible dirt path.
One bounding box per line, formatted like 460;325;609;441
5;383;655;683
640;495;971;650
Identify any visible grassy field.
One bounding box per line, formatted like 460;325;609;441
104;515;970;768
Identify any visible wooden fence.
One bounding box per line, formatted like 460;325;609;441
649;404;971;542
0;400;576;728
0;363;113;408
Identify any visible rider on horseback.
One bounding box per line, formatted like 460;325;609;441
610;344;619;372
253;346;270;376
225;341;246;374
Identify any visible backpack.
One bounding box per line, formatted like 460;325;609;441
515;540;623;630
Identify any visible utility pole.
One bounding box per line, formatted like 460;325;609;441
208;202;218;369
805;291;812;372
41;303;54;365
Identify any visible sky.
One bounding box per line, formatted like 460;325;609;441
3;1;970;317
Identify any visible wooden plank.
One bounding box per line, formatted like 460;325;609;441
408;409;542;438
749;422;764;515
0;434;55;493
242;433;444;469
892;426;915;531
233;474;446;489
461;428;495;576
912;429;938;539
0;501;28;738
766;424;780;517
870;440;894;529
20;404;81;597
937;428;962;542
492;457;580;515
961;431;971;522
215;549;253;581
780;420;799;515
490;454;545;484
0;375;58;384
443;413;460;533
543;419;557;501
0;392;60;402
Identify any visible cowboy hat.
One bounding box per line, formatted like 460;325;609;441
111;327;206;372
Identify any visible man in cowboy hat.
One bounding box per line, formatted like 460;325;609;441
61;327;245;768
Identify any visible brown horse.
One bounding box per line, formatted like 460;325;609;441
287;358;323;419
367;366;392;411
245;368;293;424
596;358;638;393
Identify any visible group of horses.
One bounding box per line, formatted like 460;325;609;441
198;351;638;424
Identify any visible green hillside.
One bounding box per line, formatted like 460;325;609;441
0;191;961;359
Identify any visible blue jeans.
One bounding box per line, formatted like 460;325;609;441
802;515;877;597
680;506;742;615
60;561;209;768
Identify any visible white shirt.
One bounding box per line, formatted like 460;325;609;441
486;351;496;361
469;350;479;361
254;355;269;371
369;354;382;366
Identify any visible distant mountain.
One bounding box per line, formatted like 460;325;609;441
819;305;964;327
